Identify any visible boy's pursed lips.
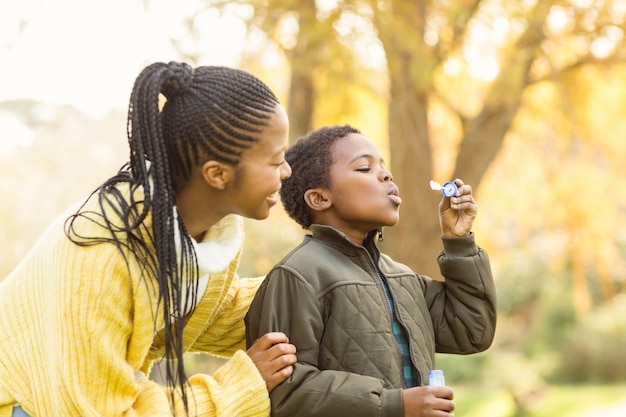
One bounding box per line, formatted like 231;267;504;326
388;186;402;205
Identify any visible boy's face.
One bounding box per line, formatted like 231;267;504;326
318;133;402;242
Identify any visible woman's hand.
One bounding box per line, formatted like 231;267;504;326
247;332;297;392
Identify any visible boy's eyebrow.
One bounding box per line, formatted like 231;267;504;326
349;154;386;165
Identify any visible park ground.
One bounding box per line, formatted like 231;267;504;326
454;383;626;417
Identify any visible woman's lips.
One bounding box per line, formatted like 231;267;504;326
267;190;279;206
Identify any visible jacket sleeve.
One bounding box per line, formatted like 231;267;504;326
245;267;404;417
426;233;497;353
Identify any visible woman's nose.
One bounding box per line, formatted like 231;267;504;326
281;160;293;180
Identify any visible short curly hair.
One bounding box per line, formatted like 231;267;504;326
280;124;360;229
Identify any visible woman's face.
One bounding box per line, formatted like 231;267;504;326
228;104;292;220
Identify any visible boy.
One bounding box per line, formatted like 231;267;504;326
245;125;496;417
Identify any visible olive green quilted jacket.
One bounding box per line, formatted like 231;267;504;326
245;225;496;417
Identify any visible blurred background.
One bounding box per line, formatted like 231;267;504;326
1;0;625;416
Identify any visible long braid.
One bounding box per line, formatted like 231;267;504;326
137;65;187;413
65;61;280;415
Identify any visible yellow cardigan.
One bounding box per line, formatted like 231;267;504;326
0;195;269;417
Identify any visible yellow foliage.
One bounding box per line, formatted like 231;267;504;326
476;64;626;312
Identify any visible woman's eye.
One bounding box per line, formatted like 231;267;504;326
356;167;371;172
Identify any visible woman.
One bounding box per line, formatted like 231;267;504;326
0;61;296;417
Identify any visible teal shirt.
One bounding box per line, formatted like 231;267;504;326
379;273;418;387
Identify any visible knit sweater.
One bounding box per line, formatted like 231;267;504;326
0;192;269;417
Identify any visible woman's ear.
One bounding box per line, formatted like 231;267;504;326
304;188;332;211
201;160;234;191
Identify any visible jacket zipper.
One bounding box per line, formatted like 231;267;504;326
366;251;423;387
386;276;423;387
375;269;406;388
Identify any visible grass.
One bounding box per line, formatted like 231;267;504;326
453;383;626;417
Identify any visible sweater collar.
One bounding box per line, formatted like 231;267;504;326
194;214;243;275
175;213;244;276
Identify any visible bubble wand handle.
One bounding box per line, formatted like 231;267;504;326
428;369;445;387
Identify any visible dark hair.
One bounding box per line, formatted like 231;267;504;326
65;61;280;414
280;124;360;229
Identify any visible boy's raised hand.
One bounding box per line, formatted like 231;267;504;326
438;179;477;238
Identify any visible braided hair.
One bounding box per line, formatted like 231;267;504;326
65;61;280;415
280;124;360;229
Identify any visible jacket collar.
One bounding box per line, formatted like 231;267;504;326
309;224;381;262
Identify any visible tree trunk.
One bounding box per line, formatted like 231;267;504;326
374;2;444;279
377;0;554;279
382;72;444;279
287;68;314;142
286;0;317;142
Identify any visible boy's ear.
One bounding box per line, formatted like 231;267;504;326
201;160;234;190
304;188;332;211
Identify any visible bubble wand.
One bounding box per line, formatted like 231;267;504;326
429;180;458;198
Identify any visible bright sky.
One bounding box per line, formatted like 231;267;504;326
0;0;247;118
